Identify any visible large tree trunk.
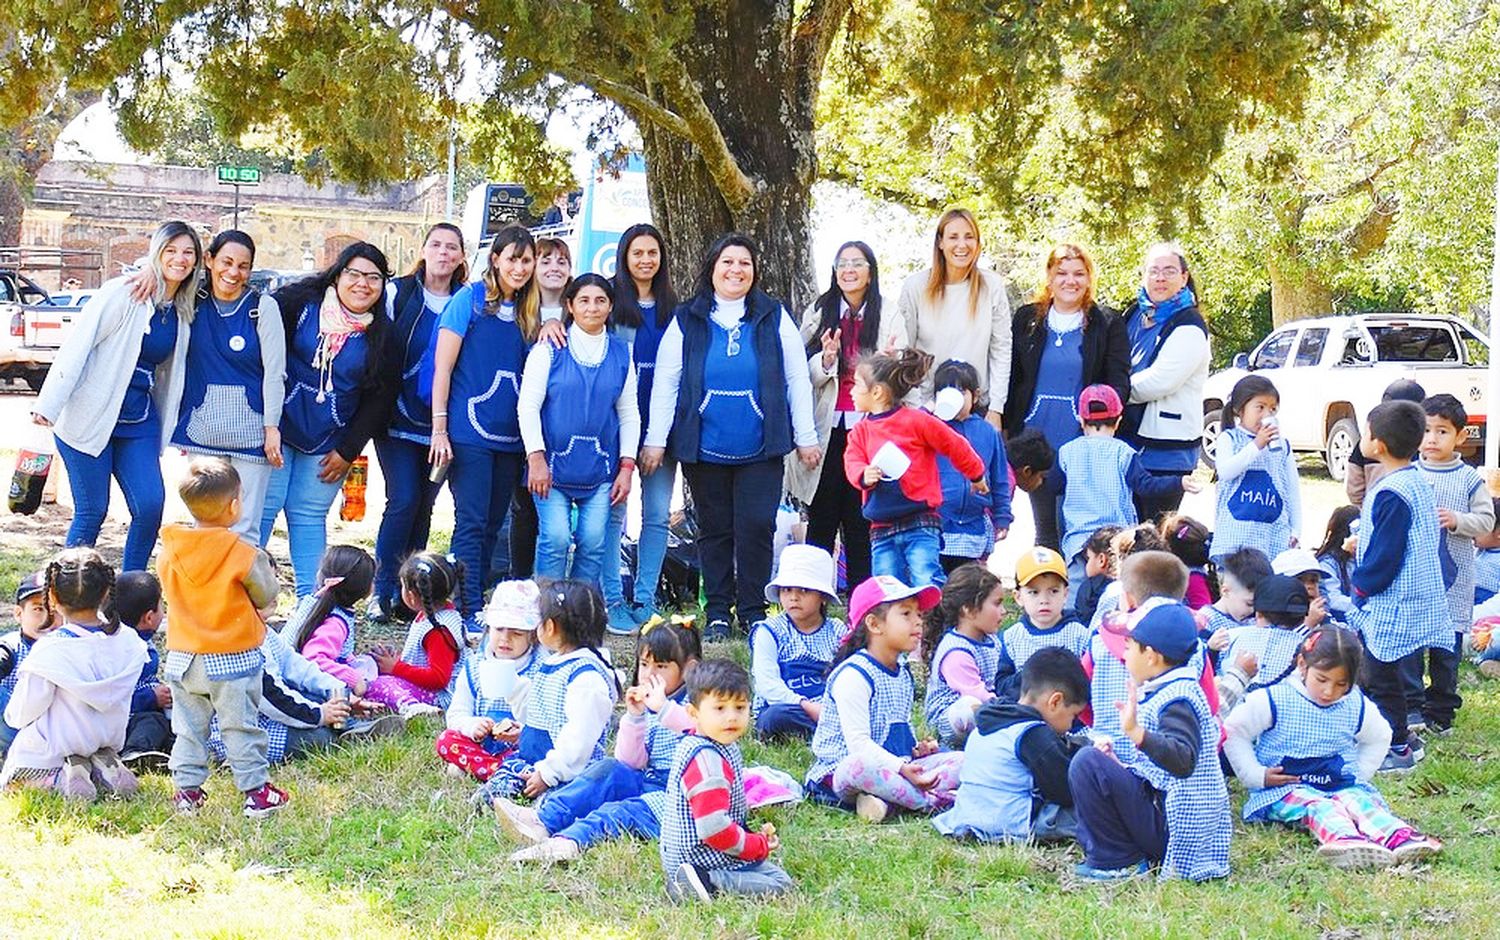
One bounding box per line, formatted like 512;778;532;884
0;173;25;245
640;0;818;310
1268;259;1335;326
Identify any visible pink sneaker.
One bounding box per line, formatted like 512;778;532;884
1390;832;1444;862
173;787;207;813
242;782;291;819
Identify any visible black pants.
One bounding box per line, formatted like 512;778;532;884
507;481;539;581
124;710;173;755
804;424;871;590
1404;634;1463;726
940;554;979;575
1028;477;1062;553
1361;648;1410;747
1133;475;1186;529
682;457;782;627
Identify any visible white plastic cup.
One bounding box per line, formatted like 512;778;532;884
932;387;965;422
478;658;518;699
871;441;912;480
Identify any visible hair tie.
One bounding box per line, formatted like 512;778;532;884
1303;631;1321;652
445;553;457;566
1177;524;1192;540
315;576;345;597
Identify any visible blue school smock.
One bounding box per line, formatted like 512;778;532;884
1025;324;1085;451
114;303;180;438
440;284;527;453
517;650;616;765
173;291;267;458
280;301;369;455
541;335;631;496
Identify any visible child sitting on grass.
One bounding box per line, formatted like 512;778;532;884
1225;626;1442;868
994;547;1090;700
1;549;148;800
1069;603;1232;882
662;659;793;903
0;572;57;756
283;545;379;695
437;580;543;781
1198;547;1271;670
934;647;1089;843
111;571;174;768
364;552;467;717
1162;514;1214;609
1216;574;1311;712
922;562;1004;745
750;544;842;741
1088;524;1169;631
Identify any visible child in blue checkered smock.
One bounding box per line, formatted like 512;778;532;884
437;580;544;781
806;576;963;820
364;553;467;716
750;544;843;742
208;629;354;764
1217;574;1312;713
921;563;1005;746
1414;394;1495;733
993;548;1089;700
1200;547;1271;671
1070;603;1231;883
1225;626;1443;868
501;617;702;863
1210;376;1300;564
477;580;620;805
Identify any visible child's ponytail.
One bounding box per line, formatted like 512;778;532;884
542;579;622;696
45;548;119;635
287;545;376;651
399;552;463;624
861;347;932;403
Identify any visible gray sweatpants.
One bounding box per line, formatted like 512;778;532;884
168;657;268;792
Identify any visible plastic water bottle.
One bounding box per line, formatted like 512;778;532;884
339;455;368;522
8;426;54;515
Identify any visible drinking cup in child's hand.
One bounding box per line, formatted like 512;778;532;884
862;465;883;486
1254;421;1279;448
321;698;352;727
761;822;780;852
1235;651;1259;678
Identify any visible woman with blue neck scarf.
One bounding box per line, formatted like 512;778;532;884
1119;243;1210;525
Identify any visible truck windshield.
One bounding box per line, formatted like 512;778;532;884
1366;325;1460;363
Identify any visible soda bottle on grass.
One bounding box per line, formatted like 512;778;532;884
8;427;54;515
340;455;368;522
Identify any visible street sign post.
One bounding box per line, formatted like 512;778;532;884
216;165;261;227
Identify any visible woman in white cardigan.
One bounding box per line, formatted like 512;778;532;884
895;208;1011;429
1118;241;1212;523
31;221;202;570
785;241;907;591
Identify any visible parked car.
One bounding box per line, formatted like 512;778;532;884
1201;314;1489;481
0;270;58;391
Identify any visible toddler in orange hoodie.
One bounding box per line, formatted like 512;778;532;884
158;457;288;818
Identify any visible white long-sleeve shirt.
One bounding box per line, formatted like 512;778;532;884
749;630;804;708
895;267;1012;411
644;295;817;450
518;323;639;458
827;665;906;774
1222;678;1390;790
506;649;615;787
1128;322;1210;444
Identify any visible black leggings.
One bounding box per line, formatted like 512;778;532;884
804;425;871;590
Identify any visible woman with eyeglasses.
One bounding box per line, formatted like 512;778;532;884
1003;243;1131;551
641;233;820;641
31;220;203;571
261;241;394;596
1118;242;1211;524
427;224;541;621
786;241;908;592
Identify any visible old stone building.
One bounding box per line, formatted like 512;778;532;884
20;161;445;288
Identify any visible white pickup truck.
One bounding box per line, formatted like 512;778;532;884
1201;314;1489;481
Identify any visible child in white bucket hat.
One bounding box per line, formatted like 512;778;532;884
748;544;845;741
436;581;544;781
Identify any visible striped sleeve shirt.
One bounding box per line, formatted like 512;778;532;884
682;749;769;862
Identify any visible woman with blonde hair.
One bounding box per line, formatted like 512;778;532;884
31;220;203;570
1003;242;1131;551
895;209;1011;429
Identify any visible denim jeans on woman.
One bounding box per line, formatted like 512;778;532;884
260;448;344;597
373;435;444;605
55;434;165;571
534;483;612;582
449;445;523;615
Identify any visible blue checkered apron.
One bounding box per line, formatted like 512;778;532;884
748;613;842;714
1420;461;1485;632
1210;426;1298;562
1223;626;1309;693
1001;617;1090;670
1057;436;1140;561
807;650;917;785
1088;631;1139;764
516;651;614;765
660;735;749;874
644;687;691;787
1351;466;1451;661
1130;671;1232;880
399;607;467;707
924;629;1001;741
1242;682;1366;819
1;632;32;694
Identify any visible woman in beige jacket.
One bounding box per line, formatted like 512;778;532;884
785;241;908;590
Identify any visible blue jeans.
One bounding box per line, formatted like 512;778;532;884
871;524;945;589
373;436;443;603
260;448;344;597
55;433;165;571
756;703;817;741
536;757;654;834
449;445;523;614
556;793;662;849
633;456;678;612
701;861;794;897
602;500;628;607
533;482;612;583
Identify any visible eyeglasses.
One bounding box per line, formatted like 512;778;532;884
1146;267;1182;278
341;267;386;285
835;259;869;271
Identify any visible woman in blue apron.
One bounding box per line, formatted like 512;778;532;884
1004;244;1131;551
262;242;393;596
640;234;821;641
31;220;201;571
428;224;540;619
602;224;679;633
370;223;468;622
519;273;638;582
171;230;285;539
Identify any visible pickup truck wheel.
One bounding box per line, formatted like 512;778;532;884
1200;409;1222;472
1325;417;1359;482
23;370;45;393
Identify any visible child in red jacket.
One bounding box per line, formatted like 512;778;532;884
845;349;986;588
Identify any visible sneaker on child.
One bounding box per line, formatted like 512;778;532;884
242;782;291;819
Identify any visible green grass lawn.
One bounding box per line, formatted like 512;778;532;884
4;534;1500;938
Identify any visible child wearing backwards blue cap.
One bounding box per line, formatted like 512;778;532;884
1069;602;1231;882
0;572;57;754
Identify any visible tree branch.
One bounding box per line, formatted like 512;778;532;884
554;67;694;140
653;57;758;212
792;0;853;91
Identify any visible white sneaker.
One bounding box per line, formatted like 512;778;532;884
855;793;890;823
493;797;549;844
398;702;442;719
509;837;582;864
443;763;469;779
